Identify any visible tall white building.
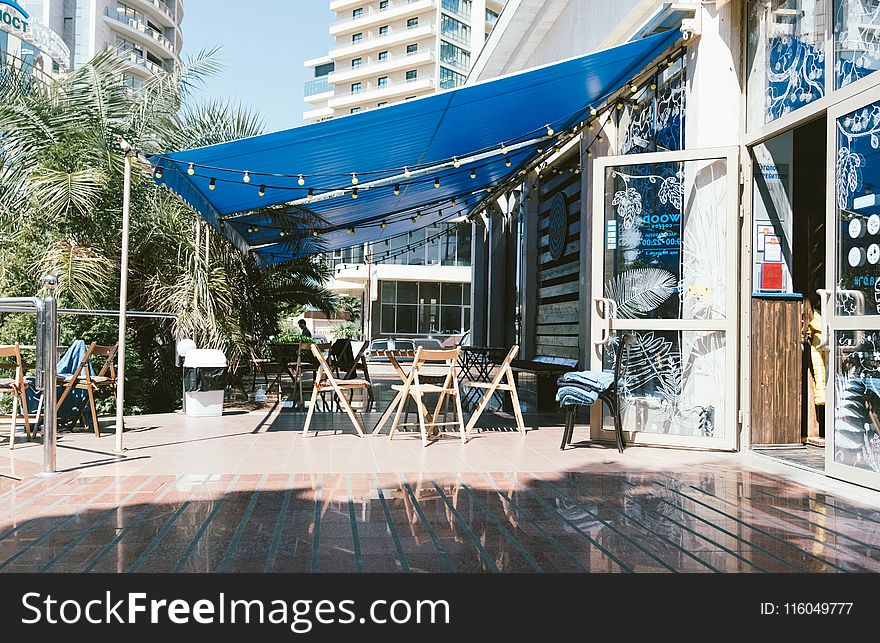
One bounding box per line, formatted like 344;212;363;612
304;0;505;122
3;1;184;83
303;1;505;342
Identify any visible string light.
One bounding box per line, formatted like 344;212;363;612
453;157;461;168
187;163;195;176
352;187;359;199
403;167;411;179
243;171;250;183
470;169;476;179
313;230;319;237
616;102;623;110
505;158;511;167
434;178;440;188
501;143;508;154
650;81;657;90
259;185;266;196
630;84;638;93
209;178;216;190
155;166;163;179
298;174;305;186
393;184;400;195
546;125;554;136
380;220;387;229
590;106;597;116
307;188;314;199
280;231;286;237
348;228;356;234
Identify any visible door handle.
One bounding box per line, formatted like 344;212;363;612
593;298;617;346
815;289;831;351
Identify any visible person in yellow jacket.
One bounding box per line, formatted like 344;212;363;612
808;308;826;407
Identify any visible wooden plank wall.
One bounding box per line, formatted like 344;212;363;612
535;153;582;360
750;297;803;445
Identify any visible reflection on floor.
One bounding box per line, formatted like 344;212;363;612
754;445;826;473
1;467;879;573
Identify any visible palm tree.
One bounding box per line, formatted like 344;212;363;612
0;49;336;412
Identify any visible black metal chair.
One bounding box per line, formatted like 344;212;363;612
559;332;631;453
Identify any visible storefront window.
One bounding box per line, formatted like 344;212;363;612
835;0;880;89
619;54;686;155
372;224;471;265
835;99;880;315
747;0;826;130
603;158;729;321
379;281;471;335
833;330;880;473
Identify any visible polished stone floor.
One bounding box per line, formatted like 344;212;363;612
1;405;880;573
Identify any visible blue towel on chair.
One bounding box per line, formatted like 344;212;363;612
555;370;615;407
25;340;94;429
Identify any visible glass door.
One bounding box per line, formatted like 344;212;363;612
826;86;880;490
589;148;740;449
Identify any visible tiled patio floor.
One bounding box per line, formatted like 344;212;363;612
1;405;879;573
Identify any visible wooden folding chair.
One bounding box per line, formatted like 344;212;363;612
0;344;33;449
55;342;117;437
464;345;526;435
388;347;467;447
302;343;371;437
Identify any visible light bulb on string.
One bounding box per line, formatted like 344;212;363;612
155;166;163;179
313;230;319;237
209;178;216;190
630;84;638;93
258;185;266;196
348;228;356;234
307;188;314;200
380;220;387;229
393;184;400;195
616;102;623;110
501;143;508;154
590;106;597;116
403;166;411;179
243;171;250;183
434;178;440;188
546;125;554;136
187;163;195;176
505;158;511;167
351;173;358;185
470;169;476;179
298;174;305;186
352;187;358;199
650;81;657;90
453;157;461;168
280;231;286;237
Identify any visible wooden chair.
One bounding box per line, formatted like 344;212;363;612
302;343;371;437
388;347;467;447
325;339;374;412
0;344;33;449
55;342;117;437
464;345;526;435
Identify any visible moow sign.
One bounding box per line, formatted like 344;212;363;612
1;1;30;34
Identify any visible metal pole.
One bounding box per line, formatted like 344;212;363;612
40;277;58;474
114;149;132;453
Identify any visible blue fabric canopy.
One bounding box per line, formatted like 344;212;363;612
147;29;680;266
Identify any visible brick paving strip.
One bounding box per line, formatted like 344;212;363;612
0;476;138;571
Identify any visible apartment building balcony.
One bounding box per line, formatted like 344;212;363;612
330;23;436;59
330;0;373;11
113;46;170;77
128;0;179;29
328;50;434;84
328;76;435;109
304;76;334;101
330;0;436;36
104;8;179;58
304;106;334;121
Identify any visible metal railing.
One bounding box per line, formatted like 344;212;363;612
105;7;176;54
0;276;59;474
305;76;332;97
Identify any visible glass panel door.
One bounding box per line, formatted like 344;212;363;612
590;148;740;449
826;85;880;489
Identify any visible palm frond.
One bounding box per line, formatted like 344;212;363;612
30;167;106;220
39;240;115;308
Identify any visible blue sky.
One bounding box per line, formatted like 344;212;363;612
182;1;332;132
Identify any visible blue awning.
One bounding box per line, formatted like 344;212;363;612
147;29;680;265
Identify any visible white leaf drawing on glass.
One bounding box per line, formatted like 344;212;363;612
604;268;676;318
835;146;863;209
658;172;684;211
836;0;880;89
612;187;642;230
